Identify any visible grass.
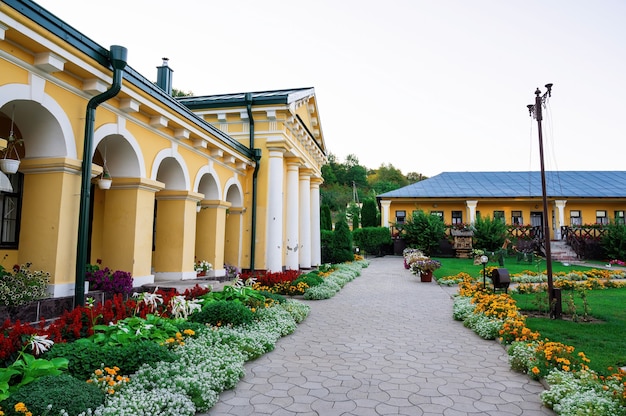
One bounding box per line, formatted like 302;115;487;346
433;255;592;280
431;255;626;375
511;288;626;375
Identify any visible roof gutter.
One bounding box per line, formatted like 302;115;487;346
75;45;127;306
246;93;261;271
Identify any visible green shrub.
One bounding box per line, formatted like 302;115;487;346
352;226;392;256
321;230;334;263
602;221;626;261
44;340;177;381
292;274;324;288
401;210;446;256
360;199;379;228
0;374;104;416
331;217;353;263
189;300;254;326
473;215;507;252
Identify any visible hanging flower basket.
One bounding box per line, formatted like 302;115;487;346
0;158;20;174
97;178;112;190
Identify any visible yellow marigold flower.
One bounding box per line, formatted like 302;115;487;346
14;403;27;412
531;367;540;375
108;380;116;386
107;389;115;395
562;365;570;372
165;338;175;343
113;366;120;372
95;369;103;376
26;413;32;416
105;367;116;375
183;329;195;336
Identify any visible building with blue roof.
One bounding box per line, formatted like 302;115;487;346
377;171;626;239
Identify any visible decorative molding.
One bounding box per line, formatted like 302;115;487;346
192;138;207;149
82;78;107;95
239;111;249;120
119;98;140;113
210;149;224;158
34;52;65;73
0;21;8;40
217;112;227;122
150;115;168;128
266;110;276;120
174;128;190;140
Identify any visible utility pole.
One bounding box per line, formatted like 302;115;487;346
527;83;561;319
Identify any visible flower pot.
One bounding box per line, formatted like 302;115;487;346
0;158;20;174
98;178;112;190
420;271;433;282
197;271;206;277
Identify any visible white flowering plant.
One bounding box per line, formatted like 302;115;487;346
194;260;213;273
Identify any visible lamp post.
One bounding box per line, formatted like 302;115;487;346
480;255;489;289
527;83;561;319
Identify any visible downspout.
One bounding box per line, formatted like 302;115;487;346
246;92;261;271
75;45;128;306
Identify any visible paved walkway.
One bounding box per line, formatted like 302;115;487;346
205;257;555;416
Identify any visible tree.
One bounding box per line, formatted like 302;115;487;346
172;88;194;97
320;204;333;231
406;172;427;183
360;199;379;228
602;221;626;261
346;202;361;229
332;216;354;263
473;215;507;252
401;210;446;256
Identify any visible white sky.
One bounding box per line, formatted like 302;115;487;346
35;0;626;177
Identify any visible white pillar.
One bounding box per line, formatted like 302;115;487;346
555;200;567;240
466;200;478;224
299;170;312;268
310;178;322;267
285;161;300;270
266;149;285;272
380;200;391;227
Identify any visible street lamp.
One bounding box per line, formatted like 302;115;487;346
527;83;561;319
480;255;489;289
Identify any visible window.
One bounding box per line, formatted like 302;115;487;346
570;210;581;226
596;210;608;225
430;211;443;222
0;173;22;248
395;210;406;224
493;210;505;223
451;211;463;225
511;211;523;225
615;211;625;225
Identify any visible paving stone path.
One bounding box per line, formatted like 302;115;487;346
205;256;555;416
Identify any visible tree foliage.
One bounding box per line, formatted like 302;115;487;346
320;204;332;231
472;215;507;251
360;199;378;228
400;210;446;256
602;221;626;261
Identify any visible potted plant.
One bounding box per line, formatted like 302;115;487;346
194;260;212;277
0;113;23;174
409;256;441;282
97;169;112;190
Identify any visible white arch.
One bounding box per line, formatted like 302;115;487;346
194;164;222;200
93;118;146;178
151;146;191;191
224;176;243;207
0;81;76;158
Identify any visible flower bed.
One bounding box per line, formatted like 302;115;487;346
452;275;626;415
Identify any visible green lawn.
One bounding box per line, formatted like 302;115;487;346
512;288;626;375
432;255;626;375
433;255;590;279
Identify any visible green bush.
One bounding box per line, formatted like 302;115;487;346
292;274;324;288
321;204;333;231
44;340;177;381
352;227;392;256
189;300;254;326
321;230;334;263
473;215;507;252
602;221;626;261
0;374;104;416
360;199;379;228
401;210;446;256
331;217;353;263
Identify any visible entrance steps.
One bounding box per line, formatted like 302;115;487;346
550;240;578;262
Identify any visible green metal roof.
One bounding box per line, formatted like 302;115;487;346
177;88;316;109
379;171;626;199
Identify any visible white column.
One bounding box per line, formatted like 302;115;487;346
310;178;322;267
285;161;300;270
466;200;478;224
299;170;312;268
380;200;391;227
555;200;567;240
266;149;285;272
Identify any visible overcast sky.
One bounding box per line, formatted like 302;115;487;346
36;0;626;177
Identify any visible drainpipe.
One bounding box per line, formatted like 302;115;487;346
75;45;127;306
246;93;260;271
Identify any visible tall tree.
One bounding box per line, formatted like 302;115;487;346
361;198;379;227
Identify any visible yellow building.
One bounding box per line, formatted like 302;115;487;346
0;1;326;298
378;171;626;239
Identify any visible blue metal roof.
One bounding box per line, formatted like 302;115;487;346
379;171;626;198
177;88;316;109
